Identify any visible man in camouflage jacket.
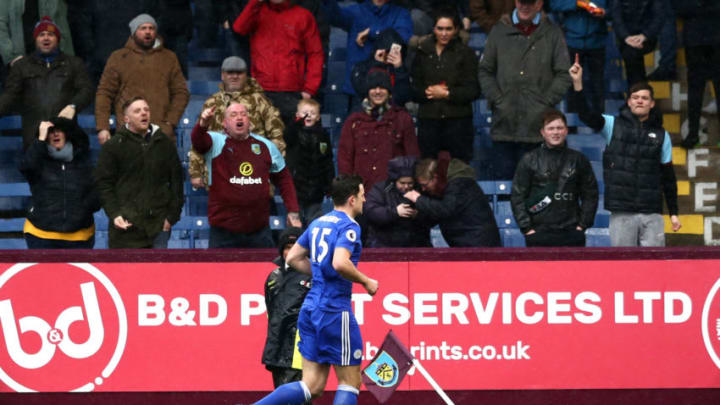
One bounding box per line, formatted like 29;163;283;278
188;56;285;188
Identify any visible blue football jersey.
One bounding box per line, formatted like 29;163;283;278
298;210;362;312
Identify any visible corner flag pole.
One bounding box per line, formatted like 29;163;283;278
410;359;455;405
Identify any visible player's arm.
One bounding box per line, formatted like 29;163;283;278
286;242;312;275
332;248;378;296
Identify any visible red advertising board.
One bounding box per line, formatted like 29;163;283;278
1;260;720;392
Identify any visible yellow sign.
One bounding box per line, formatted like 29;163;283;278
239;162;253;176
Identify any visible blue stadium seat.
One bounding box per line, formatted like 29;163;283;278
430;226;449;248
494;201;517;229
329;28;347;50
94;231;108;249
329;47;347;62
270;216;285;230
187;80;221;96
189;48;224;65
179;99;205;128
184;182;209;216
188;66;218;81
586;227;610;247
593;209;611;228
322;93;349;116
77;114;96;130
579;146;602;162
0;116;21;130
501;228;526;247
324;61;346;94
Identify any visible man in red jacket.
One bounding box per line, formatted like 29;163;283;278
233;0;324;125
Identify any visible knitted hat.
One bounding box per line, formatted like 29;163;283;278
33;17;61;42
277;227;303;257
387;156;418;181
365;69;393;94
221;56;248;72
129;14;157;34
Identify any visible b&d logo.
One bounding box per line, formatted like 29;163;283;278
0;263;127;392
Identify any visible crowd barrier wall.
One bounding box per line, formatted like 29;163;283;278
0;248;719;404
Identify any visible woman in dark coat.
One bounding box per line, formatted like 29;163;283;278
411;6;481;162
19;117;100;248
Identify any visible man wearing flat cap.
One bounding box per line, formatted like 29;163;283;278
187;55;286;189
337;69;419;192
95;13;189;144
0;16;92;149
478;0;571;180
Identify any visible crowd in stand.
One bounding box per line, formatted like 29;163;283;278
0;0;717;250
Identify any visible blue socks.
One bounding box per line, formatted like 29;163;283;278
253;381;311;405
332;384;359;405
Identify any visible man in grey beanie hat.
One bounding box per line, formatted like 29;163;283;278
128;13;157;36
95;12;189;145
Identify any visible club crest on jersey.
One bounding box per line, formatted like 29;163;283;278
319;142;328;154
251;144;261;155
363;351;399;387
239;162;254;176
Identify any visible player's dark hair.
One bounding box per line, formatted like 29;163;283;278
331;174;364;206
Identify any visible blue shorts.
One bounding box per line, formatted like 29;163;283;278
297;306;363;366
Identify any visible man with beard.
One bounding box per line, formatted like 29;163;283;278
95;13;189;144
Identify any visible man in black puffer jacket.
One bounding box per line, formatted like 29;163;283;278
404;151;500;247
20;117;101;248
511;109;598;247
570;60;681;247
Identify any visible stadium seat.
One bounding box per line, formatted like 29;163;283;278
0;116;21;130
188;66;218;81
179;99;205;129
501;228;526;247
494;201;518;229
187;80;221;96
586;228;611;247
430;226;449;248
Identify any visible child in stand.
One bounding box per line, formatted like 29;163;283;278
284;99;335;226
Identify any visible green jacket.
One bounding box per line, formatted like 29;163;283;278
478;13;571;143
0;0;74;63
95;124;184;248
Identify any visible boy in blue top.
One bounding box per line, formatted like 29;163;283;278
253;174;379;405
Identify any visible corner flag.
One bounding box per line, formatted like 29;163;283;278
362;330;414;403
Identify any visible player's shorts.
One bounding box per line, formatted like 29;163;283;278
297;305;363;366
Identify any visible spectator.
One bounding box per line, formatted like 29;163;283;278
549;0;609;115
155;0;193;78
610;0;664;86
233;0;324;125
261;227;312;388
285;98;335;226
20;118;100;249
187;56;286;189
191;103;302;248
404;151;500;247
0;1;75;68
646;0;678;82
94;96;184;249
511;109;598;247
0;17;92;150
350;28;411;107
469;0;514;34
478;0;571;180
411;7;480;162
68;0;154;83
337;69;419;192
95;13;189;145
220;0;330;85
365;155;433;247
672;0;720;149
570;61;682;246
323;0;413;108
